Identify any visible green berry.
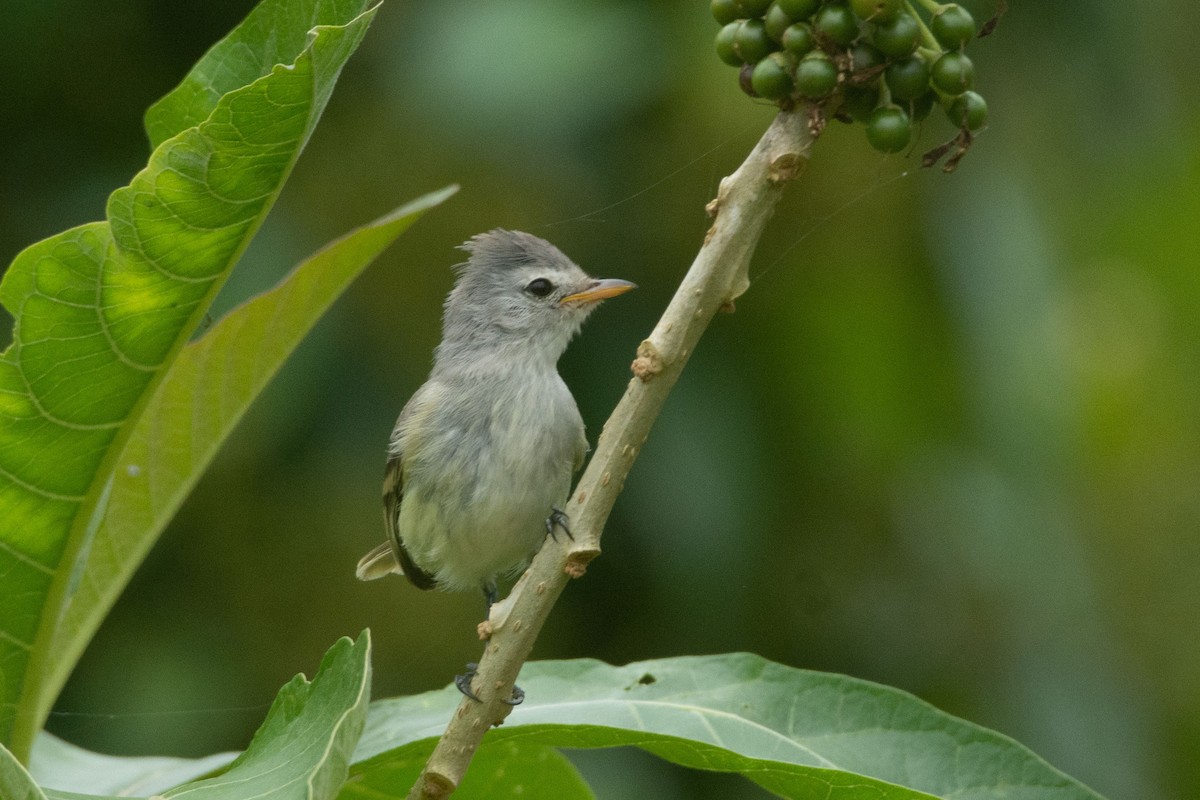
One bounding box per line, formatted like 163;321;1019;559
715;22;742;66
765;3;794;40
850;0;899;21
931;51;974;95
931;4;976;49
814;4;859;46
866;105;912;152
947;90;987;129
781;22;816;55
752;52;797;100
871;11;919;57
732;0;774;16
884;54;930;100
738;63;759;96
734;19;775;63
711;0;741;25
848;41;883;73
841;84;880;121
777;0;820;19
795;51;839;98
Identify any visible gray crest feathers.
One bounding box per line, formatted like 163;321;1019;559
453;229;575;278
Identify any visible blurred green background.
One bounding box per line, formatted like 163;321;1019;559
3;1;1198;798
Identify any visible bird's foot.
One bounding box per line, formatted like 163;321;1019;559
545;507;574;542
454;662;524;705
455;663;481;702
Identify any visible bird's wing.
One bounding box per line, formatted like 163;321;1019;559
354;456;408;582
355;392;438;589
381;451;437;589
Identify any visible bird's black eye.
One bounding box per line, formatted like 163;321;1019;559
525;278;555;298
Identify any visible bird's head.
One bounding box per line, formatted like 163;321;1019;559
439;229;635;363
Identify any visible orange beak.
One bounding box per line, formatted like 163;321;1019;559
560;278;637;306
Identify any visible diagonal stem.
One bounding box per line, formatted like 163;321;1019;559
407;107;817;799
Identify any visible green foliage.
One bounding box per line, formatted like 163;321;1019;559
0;0;459;762
23;653;1105;799
0;742;46;800
143;0;379;151
31;733;235;797
33;183;452;758
29;633;371;800
0;0;1131;796
347;741;597;799
352;655;1105;799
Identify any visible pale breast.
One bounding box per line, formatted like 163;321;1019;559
396;368;584;591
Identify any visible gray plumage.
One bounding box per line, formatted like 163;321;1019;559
356;230;634;599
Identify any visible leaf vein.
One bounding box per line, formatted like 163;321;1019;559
13;366;124;431
0;539;54;575
0;629;34;651
91;289;162;375
694;707;727;749
0;466;86;502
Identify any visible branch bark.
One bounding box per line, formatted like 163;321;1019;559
407;108;817;800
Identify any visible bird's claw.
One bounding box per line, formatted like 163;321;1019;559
545;507;574;542
455;663;482;702
454;662;524;705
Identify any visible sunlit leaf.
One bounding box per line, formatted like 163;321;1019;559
0;0;381;759
144;0;379;150
44;184;454;768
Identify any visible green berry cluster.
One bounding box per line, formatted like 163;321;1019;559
712;0;989;157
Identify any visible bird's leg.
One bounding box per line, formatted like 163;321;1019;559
455;580;524;705
545;507;574;542
454;663;482;702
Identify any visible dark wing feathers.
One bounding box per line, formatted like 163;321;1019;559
381;454;437;590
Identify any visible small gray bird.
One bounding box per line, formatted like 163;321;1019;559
356;230;635;610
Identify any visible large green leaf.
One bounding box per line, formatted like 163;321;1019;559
33;632;372;800
0;0;380;758
349;654;1105;800
0;741;47;800
13;187;452;786
144;0;377;149
341;739;596;799
42;185;454;769
32;736;593;800
23;654;1103;799
29;733;236;797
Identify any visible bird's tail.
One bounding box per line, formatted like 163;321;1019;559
356;542;402;581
